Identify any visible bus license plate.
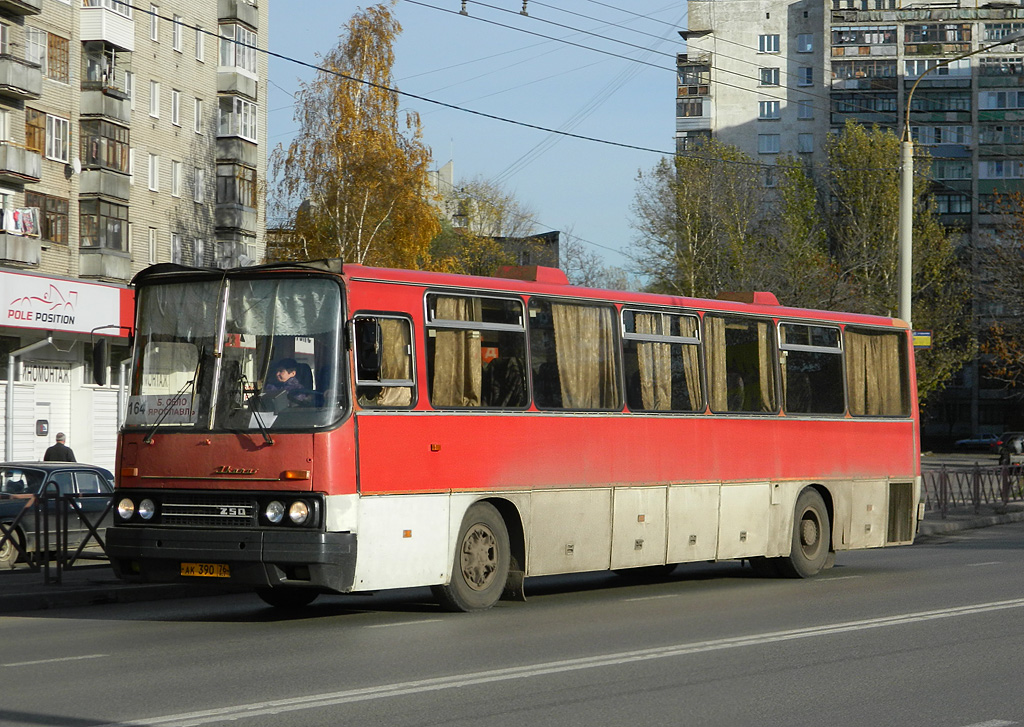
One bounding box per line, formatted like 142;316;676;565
180;562;230;578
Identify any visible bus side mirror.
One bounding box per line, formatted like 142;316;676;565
92;339;108;386
354;319;382;381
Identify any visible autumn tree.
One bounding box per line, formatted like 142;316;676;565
978;191;1024;392
269;1;438;267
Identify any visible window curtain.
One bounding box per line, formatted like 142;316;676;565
635;313;672;409
705;316;728;411
847;329;904;416
679;317;702;410
551;303;617;408
378;318;412;406
756;320;777;412
431;297;482;407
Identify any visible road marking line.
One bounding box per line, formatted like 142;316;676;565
822;575;863;581
3;654;107;668
624;593;681;602
967;562;1002;567
96;597;1024;727
366;619;442;629
958;721;1015;727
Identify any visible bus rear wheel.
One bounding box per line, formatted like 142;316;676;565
256;587;319;609
778;489;831;578
433;502;510;612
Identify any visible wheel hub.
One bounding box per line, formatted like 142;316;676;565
460;524;497;591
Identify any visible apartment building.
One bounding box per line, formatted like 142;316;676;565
0;0;268;467
678;0;1024;438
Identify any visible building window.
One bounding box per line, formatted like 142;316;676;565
25;108;44;153
25;192;68;244
758;100;780;119
193;167;205;203
25;27;45;69
195;25;205;62
194;97;203;133
80;199;128;250
217;163;256;207
150;4;159;41
80;119;130;172
798;99;813;119
759;67;780;86
148;227;157;262
171;89;181;126
150;80;160;117
193;237;204;267
677;97;704;117
219;23;257;75
764;165;777;188
129;148;135;184
125;71;135;110
218;96;258;142
171;160;182;197
172;14;182;51
798;67;813;86
797;34;813;52
935;194;971;214
0;109;8;143
758;134;780;154
798;133;814;153
148;153;159;191
46;33;70;83
45;114;69;162
758;34;780;53
171;232;182;263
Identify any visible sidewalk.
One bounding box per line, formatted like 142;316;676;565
2;504;1022;614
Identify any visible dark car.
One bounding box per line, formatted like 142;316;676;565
993;432;1024;464
954;433;999;451
0;462;114;569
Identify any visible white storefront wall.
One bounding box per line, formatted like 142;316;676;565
1;270;132;470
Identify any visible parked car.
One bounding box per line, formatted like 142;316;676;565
0;462;114;569
954;433;999;451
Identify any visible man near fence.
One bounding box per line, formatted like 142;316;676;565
43;433;76;462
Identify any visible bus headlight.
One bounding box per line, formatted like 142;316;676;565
265;500;285;524
117;498;135;520
138;499;156;521
288;501;310;525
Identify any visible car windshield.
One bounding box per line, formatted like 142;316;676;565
125;275;346;432
0;468;43;495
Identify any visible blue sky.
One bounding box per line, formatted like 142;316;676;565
267;1;689;270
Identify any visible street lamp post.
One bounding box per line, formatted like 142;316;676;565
897;31;1024;326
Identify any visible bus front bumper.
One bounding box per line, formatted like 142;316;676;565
106;527;357;593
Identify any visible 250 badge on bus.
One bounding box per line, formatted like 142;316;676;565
180;562;230;578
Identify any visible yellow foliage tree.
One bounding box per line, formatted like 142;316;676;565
270;1;438;267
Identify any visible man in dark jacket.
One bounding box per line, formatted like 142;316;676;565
43;432;76;462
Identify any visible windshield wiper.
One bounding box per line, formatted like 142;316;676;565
241;373;274;446
143;347;203;444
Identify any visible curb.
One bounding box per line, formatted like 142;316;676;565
916;509;1024;538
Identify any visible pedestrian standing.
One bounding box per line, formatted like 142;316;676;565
43;432;76;462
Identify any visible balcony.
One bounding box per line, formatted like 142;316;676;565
216;203;257;233
216;136;258;166
0;0;41;15
0;54;41;100
0;233;40;266
80;3;135;52
80;89;130;122
79;247;130;281
218;70;257;100
0;143;40;184
79;169;130;201
218;0;259;28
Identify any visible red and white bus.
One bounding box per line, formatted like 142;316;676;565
107;260;921;610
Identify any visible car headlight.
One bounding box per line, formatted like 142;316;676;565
138;499;156;521
265;500;284;524
289;501;310;525
117;498;135;520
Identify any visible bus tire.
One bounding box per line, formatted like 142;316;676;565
433;502;510;612
0;526;22;570
778;489;831;578
255;587;319;609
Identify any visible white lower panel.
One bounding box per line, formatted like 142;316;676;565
611;487;667;569
528;489;612;576
350;494;451;591
666;484;720;563
717;483;770;560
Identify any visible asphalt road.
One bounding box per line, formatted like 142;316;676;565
3;523;1024;727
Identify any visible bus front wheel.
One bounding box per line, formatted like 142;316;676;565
433;502;510;612
778;489;831;578
256;587;319;609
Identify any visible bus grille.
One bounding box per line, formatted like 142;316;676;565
160;493;255;527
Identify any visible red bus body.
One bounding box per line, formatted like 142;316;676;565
108;261;920;607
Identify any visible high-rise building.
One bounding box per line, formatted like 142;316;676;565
0;0;268;466
678;0;1024;437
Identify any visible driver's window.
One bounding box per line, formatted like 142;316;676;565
47;471;74;496
353;315;415;408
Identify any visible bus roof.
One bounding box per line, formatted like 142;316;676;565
131;259;907;330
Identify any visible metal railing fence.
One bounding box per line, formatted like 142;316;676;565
921;463;1024;518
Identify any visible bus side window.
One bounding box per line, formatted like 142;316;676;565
354;316;414;408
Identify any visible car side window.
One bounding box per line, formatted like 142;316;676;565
47;471;74;496
75;471;105;495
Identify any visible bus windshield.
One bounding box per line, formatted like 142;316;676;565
125;276;345;432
